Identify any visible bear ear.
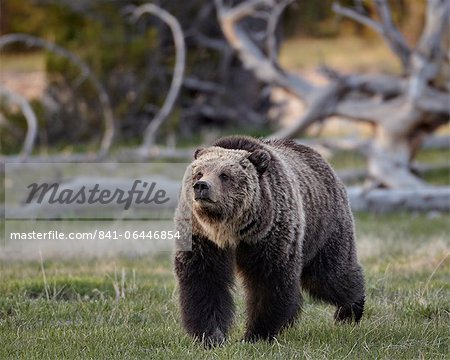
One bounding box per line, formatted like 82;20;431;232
194;148;206;159
247;149;270;174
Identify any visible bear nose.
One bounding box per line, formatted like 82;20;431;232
193;180;210;192
193;180;211;199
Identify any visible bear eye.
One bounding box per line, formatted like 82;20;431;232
194;172;203;181
219;173;230;182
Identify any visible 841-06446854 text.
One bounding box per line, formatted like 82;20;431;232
9;230;181;241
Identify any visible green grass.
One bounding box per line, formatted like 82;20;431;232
416;147;450;168
423;167;450;186
1;213;449;359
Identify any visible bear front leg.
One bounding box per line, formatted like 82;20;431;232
174;235;235;346
237;244;302;342
241;272;301;342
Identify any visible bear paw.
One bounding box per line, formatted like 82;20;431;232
202;328;226;348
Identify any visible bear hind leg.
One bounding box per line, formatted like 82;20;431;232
301;247;365;324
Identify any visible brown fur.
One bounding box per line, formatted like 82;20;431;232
174;135;365;345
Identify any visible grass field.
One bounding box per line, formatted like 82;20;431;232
1;212;449;359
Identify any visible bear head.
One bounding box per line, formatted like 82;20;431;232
183;146;270;247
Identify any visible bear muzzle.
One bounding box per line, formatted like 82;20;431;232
193;180;214;202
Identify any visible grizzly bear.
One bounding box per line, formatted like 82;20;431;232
174;135;365;345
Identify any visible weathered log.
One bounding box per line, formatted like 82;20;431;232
337;163;449;184
347;186;450;212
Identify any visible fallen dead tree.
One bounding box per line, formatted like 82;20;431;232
338;162;450;184
215;0;449;189
212;0;449;212
347;187;450;212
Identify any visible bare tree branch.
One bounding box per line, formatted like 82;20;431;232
332;2;383;33
129;4;186;153
183;77;225;94
266;0;294;64
0;33;115;158
270;81;349;138
215;0;315;101
373;0;411;69
191;32;227;51
0;86;38;158
333;1;411;71
408;0;450;101
319;67;405;97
